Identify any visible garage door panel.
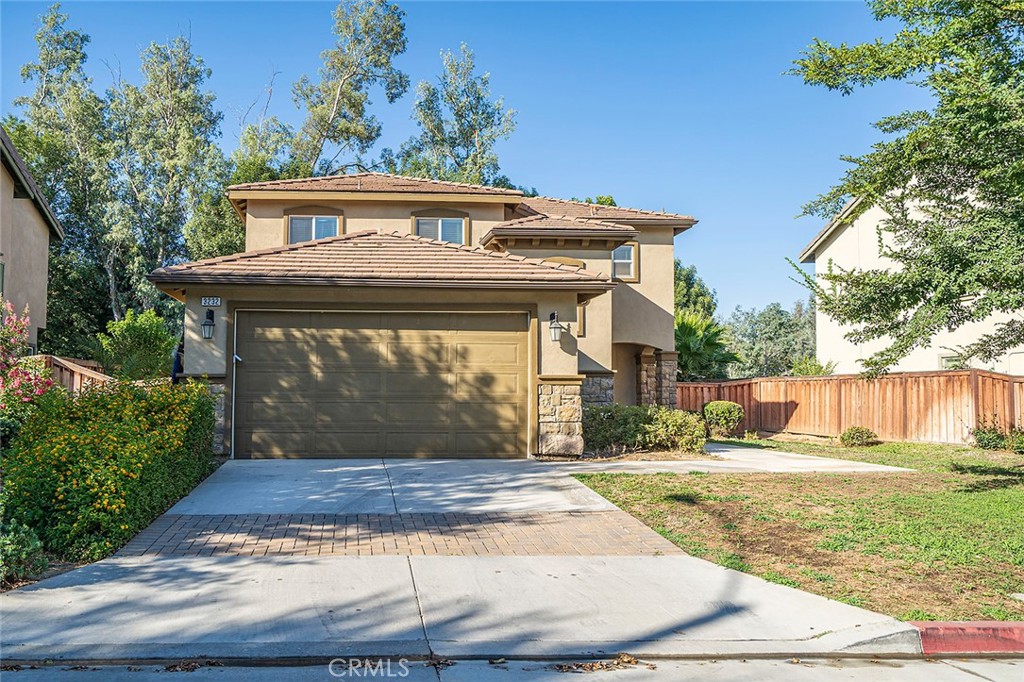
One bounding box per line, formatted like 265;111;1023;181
318;340;384;366
456;341;521;366
316;401;384;424
316;371;384;396
313;431;381;456
456;371;521;396
235;311;528;459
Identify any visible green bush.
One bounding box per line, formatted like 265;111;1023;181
972;417;1006;450
1007;427;1024;455
584;404;706;454
642;408;706;453
93;309;177;380
703;400;744;437
2;380;215;561
839;426;878;447
0;489;48;587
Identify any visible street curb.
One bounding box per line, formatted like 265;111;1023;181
909;621;1024;655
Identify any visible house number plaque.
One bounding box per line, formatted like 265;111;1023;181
201;296;222;307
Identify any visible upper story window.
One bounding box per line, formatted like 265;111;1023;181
612;241;639;282
288;215;339;243
416;217;465;244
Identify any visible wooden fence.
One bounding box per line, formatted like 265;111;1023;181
39;355;114;393
677;369;1024;445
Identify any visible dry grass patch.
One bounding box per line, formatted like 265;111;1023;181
577;445;1024;621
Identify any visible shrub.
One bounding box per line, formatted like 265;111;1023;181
93;309;177;380
1007;427;1024;455
0;489;48;587
972;417;1006;450
0;300;55;446
3;380;215;561
703;400;744;437
641;408;706;453
583;404;706;454
839;426;878;447
789;355;837;376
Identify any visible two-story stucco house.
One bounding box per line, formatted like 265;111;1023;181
799;198;1024;375
0;125;64;349
149;173;696;459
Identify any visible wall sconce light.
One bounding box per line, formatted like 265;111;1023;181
549;311;569;342
201;309;215;340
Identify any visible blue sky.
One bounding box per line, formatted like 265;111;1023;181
1;1;926;315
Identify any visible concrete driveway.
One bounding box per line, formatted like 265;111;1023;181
0;451;920;663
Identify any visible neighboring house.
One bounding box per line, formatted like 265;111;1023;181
799;198;1024;375
149;173;696;458
0;125;64;350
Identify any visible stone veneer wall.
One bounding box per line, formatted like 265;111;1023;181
581;374;614;406
636;350;659;406
209;383;227;455
537;382;584;456
655;351;678;408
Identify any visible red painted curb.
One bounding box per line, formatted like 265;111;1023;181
910;621;1024;655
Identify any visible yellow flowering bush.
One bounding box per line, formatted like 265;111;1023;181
2;380;215;561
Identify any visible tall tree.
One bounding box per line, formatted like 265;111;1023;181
791;0;1024;374
675;311;739;381
105;36;223;317
725;300;816;378
388;43;516;185
673;261;717;318
291;0;409;175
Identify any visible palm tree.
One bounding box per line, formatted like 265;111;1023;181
674;310;741;381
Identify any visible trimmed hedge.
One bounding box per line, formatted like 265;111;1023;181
583;404;706;454
703;400;744;437
2;380;215;561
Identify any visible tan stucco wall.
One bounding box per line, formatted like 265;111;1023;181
610;227;676;351
245;199;506;251
502;247;614;375
812;205;1024;374
0;164;51;346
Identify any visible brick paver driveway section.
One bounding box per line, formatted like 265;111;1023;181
118;511;680;557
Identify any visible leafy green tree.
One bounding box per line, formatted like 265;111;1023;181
93;309;176;380
37;252;111;358
791;0;1024;374
725;300;816;378
674;311;740;381
673;261;717;318
570;195;617;206
387;43;515;185
291;0;409;175
790;356;838;377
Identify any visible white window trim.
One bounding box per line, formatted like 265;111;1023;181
415;216;466;245
288;214;340;244
612;241;638;282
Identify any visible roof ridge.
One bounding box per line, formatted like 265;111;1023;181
227;172;523;195
495;214;636;230
524;195;695;220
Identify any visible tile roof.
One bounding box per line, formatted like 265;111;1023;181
149;230;614;289
517;196;696;223
228;172;523;196
481;214;639;247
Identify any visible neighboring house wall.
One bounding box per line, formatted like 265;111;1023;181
807;204;1024;374
0;163;52;347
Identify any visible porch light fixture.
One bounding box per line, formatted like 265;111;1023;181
200;309;215;340
549;312;569;342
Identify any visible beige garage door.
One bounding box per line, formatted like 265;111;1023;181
233;311;529;458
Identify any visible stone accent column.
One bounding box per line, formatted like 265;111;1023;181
655;351;678;408
537;377;584;456
208;382;227;455
636;347;658;406
581;371;615;407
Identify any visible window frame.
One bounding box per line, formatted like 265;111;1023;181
611;240;640;283
287;214;340;244
414;216;467;245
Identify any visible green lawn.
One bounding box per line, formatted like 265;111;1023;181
577;440;1024;622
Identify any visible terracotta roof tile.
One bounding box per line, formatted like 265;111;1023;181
518;196;696;223
490;214;637;233
149;230;614;289
228;172;523;196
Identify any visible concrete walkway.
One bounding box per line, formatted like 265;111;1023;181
0;451;920;663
